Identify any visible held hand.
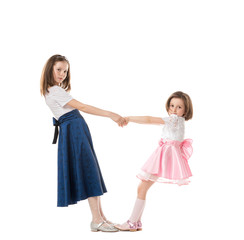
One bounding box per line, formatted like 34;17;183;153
110;113;127;127
124;117;129;124
123;117;129;126
119;117;127;127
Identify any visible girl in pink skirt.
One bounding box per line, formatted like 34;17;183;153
115;91;193;231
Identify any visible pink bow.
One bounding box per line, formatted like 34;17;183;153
180;139;193;161
158;139;193;161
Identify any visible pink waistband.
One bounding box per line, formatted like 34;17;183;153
159;138;193;147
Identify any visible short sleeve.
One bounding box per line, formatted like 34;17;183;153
53;86;73;107
162;114;179;129
162;116;170;124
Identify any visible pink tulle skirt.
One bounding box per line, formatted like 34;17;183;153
137;139;193;186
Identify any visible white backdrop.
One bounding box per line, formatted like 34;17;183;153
1;1;244;239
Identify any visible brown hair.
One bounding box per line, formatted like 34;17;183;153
165;91;193;121
40;54;71;96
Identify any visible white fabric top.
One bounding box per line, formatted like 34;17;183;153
161;114;185;142
45;86;74;119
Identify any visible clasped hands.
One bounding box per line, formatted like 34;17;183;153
110;114;129;127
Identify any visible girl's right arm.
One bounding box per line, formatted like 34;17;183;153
67;99;126;127
126;116;164;125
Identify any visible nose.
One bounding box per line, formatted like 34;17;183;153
59;72;65;78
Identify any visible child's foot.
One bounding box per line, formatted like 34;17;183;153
101;216;117;226
137;220;142;231
90;221;119;232
115;220;137;232
105;219;117;226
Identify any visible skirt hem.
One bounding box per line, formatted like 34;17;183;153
136;171;191;186
57;191;107;207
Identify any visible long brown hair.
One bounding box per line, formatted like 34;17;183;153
40;54;71;96
165;91;193;121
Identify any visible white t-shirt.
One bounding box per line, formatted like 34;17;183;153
161;114;185;142
45;86;75;119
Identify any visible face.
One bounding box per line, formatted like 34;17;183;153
168;98;185;117
52;61;69;85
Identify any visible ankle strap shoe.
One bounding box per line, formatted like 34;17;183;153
90;221;119;232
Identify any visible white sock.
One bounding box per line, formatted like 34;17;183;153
129;198;146;223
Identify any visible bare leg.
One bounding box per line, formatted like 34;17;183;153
88;196;103;224
137;180;155;200
88;196;118;232
98;197;105;219
98;197;113;223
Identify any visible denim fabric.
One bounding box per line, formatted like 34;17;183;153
53;109;107;207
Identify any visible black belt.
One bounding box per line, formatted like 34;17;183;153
52;118;60;144
51;110;81;144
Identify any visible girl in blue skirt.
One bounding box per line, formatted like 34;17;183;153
40;54;126;232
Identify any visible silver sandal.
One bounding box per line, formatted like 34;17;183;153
90;221;119;232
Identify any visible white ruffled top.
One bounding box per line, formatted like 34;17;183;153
161;114;185;142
